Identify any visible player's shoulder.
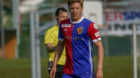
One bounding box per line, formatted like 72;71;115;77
50;25;58;30
83;18;94;24
46;25;58;34
83;18;98;29
81;18;95;29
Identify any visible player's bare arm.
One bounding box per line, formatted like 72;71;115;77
46;43;55;52
94;40;104;78
50;41;64;78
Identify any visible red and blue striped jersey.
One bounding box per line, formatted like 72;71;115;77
58;17;101;75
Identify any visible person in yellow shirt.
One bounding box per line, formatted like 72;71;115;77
44;7;68;78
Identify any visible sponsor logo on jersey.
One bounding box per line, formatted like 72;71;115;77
61;24;72;28
65;36;83;40
77;26;83;35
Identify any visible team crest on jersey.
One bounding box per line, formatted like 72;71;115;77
77;26;83;35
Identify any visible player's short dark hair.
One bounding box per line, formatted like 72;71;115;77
55;7;68;16
68;0;84;7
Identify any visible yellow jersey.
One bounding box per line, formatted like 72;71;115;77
44;25;66;65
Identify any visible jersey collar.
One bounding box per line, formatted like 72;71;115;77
70;16;84;24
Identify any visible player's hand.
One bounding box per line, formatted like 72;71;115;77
96;69;103;78
50;66;56;78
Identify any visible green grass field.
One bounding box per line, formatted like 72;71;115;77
0;56;139;78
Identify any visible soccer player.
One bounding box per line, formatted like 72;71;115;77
50;0;104;78
44;7;68;78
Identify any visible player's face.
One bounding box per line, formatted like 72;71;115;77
69;3;83;21
57;12;68;24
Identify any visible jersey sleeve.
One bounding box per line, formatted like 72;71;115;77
44;30;54;44
58;24;64;41
87;22;101;43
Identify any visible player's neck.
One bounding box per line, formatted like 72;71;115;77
72;16;82;22
71;16;84;24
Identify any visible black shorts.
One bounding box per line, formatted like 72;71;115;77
48;61;64;78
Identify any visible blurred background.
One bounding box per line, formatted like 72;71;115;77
0;0;140;78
